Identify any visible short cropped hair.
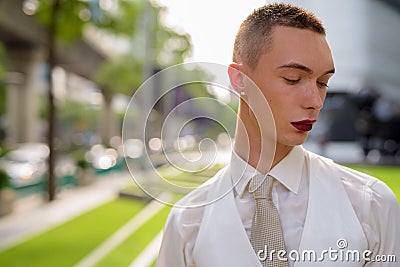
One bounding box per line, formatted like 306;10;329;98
233;3;326;69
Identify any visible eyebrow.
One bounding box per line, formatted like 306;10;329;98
278;63;335;76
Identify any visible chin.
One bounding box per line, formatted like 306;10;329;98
279;132;309;147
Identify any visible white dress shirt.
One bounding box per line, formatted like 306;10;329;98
157;146;400;267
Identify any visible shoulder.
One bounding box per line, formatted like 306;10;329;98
308;150;395;197
159;168;227;267
332;161;396;207
165;166;229;235
335;164;399;218
306;149;398;215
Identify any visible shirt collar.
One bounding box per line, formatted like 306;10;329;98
230;145;305;197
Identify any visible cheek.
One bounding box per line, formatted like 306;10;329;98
268;99;290;125
320;91;327;102
255;76;297;115
259;86;291;116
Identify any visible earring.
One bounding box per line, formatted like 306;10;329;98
240;91;246;96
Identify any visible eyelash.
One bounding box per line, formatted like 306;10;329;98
283;78;300;84
283;78;329;88
317;82;329;89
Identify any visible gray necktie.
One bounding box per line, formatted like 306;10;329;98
249;175;289;267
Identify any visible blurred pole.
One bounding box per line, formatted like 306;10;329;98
140;0;154;170
4;47;41;145
46;0;61;201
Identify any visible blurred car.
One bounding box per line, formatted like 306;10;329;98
0;143;49;188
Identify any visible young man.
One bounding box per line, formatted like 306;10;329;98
157;3;400;267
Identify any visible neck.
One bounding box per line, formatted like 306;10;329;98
233;108;293;173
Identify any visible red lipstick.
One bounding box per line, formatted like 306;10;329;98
291;120;316;132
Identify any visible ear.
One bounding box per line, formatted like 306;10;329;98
228;63;246;96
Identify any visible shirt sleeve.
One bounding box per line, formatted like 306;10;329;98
156;209;187;267
364;179;400;266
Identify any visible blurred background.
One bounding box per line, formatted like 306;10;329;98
0;0;398;266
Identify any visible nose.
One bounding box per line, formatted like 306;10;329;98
303;84;324;110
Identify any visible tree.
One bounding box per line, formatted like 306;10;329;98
0;43;7;116
30;0;194;200
32;0;142;201
94;1;193;144
94;1;193;94
0;43;7;143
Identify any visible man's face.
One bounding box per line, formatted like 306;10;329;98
245;26;335;148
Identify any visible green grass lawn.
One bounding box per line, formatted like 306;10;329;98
0;198;146;267
95;206;171;267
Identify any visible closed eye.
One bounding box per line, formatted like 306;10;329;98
317;81;329;89
283;77;301;84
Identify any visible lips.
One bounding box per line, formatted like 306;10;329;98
291;120;316;132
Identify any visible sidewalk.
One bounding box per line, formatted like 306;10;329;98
0;170;134;252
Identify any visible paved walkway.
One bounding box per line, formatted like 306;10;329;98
0;170;134;252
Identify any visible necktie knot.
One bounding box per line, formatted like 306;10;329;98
249;174;274;200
